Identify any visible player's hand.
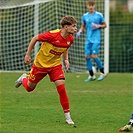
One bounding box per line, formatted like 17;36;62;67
64;59;69;70
24;54;32;65
76;32;81;38
91;23;100;30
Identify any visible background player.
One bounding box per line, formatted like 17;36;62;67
118;114;133;132
76;0;107;82
15;15;77;124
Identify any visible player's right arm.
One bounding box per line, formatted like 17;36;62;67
24;31;52;64
78;23;86;33
76;23;85;38
76;15;86;38
24;35;39;64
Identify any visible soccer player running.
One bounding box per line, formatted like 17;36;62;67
15;15;77;124
76;0;107;82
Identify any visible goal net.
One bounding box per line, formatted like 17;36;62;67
0;0;107;72
109;0;133;73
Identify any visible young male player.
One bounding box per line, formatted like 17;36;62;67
15;15;77;124
76;0;107;82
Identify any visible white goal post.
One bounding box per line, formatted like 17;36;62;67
0;0;109;73
104;0;109;73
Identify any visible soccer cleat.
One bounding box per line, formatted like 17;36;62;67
97;73;107;81
15;73;27;88
118;125;132;132
84;75;96;82
66;118;74;124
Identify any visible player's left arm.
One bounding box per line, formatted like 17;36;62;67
63;49;69;70
99;13;107;29
99;22;107;29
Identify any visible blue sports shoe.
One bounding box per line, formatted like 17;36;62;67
84;75;96;82
97;73;107;81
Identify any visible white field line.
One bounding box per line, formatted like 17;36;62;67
0;89;132;94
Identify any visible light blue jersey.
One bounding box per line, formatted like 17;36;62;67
82;11;105;43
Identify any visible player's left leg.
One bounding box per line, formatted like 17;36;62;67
85;56;96;82
91;43;107;81
49;65;74;124
55;81;74;124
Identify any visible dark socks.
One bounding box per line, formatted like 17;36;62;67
100;68;104;74
89;70;94;76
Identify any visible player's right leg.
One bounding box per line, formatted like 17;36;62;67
84;42;96;82
15;73;37;92
84;74;96;82
15;73;27;88
84;56;96;82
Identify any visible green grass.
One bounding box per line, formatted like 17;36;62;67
0;72;132;133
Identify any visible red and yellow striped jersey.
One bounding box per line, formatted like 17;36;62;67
34;29;74;68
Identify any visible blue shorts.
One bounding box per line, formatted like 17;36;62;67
84;41;100;55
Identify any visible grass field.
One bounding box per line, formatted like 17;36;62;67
0;72;132;133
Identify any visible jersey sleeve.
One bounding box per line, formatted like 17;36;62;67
38;31;52;42
100;13;105;24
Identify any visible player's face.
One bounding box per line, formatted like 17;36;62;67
87;4;95;13
66;23;77;34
